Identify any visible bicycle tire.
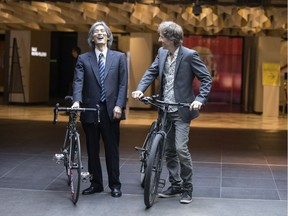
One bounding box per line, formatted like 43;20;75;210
64;153;71;186
63;130;71;186
69;133;81;205
140;121;157;188
144;133;164;208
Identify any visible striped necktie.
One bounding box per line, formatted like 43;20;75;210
98;53;106;102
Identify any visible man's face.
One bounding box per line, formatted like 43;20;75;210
72;50;78;58
93;25;108;46
158;33;174;50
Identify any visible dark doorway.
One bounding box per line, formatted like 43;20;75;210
50;32;78;102
0;34;5;104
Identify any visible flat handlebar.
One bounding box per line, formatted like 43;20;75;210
139;96;191;110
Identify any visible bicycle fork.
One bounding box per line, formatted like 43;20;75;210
53;133;92;183
156;131;167;190
135;146;148;164
53;153;92;183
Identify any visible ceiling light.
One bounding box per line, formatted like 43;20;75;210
193;0;202;16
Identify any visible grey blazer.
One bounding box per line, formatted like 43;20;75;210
73;50;128;123
136;46;212;123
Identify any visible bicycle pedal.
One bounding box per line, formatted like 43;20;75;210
158;179;166;188
53;154;64;164
81;172;91;183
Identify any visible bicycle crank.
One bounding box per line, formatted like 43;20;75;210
81;172;91;183
158;178;166;189
53;154;64;164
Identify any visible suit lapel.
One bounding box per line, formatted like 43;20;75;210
89;51;100;84
175;46;183;77
159;47;183;80
105;49;113;80
89;49;113;84
159;49;169;82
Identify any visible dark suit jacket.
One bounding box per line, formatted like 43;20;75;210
73;50;128;123
136;46;212;123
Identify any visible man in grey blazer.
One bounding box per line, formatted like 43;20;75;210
72;21;128;198
132;21;212;204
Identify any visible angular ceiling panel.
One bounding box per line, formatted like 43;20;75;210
0;0;286;36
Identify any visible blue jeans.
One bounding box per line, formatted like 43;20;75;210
164;111;193;192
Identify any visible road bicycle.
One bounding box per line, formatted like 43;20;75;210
135;95;190;208
53;97;100;204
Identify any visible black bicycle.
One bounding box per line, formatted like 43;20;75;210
53;97;100;204
135;95;190;208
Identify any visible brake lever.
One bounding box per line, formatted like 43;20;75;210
53;103;59;124
96;104;100;123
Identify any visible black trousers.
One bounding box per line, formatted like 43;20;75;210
81;102;121;190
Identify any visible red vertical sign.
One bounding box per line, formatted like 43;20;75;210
183;36;243;104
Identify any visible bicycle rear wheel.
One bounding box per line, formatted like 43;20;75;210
144;133;164;208
69;133;81;204
140;121;157;188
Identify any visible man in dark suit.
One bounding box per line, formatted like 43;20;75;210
132;21;212;204
72;21;128;198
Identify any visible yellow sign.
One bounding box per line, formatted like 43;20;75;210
262;62;280;86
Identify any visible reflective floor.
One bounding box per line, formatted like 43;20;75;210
0;104;287;216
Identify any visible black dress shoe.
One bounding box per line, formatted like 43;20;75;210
111;188;122;197
82;185;103;195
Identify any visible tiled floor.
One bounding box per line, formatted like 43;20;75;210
0;105;287;216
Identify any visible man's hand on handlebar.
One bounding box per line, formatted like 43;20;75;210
71;101;80;109
190;101;202;111
131;90;144;99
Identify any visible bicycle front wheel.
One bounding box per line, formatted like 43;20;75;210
140;121;157;188
62;129;71;186
144;133;164;208
69;133;81;205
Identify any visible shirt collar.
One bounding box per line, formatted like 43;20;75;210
170;47;179;60
95;48;108;59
